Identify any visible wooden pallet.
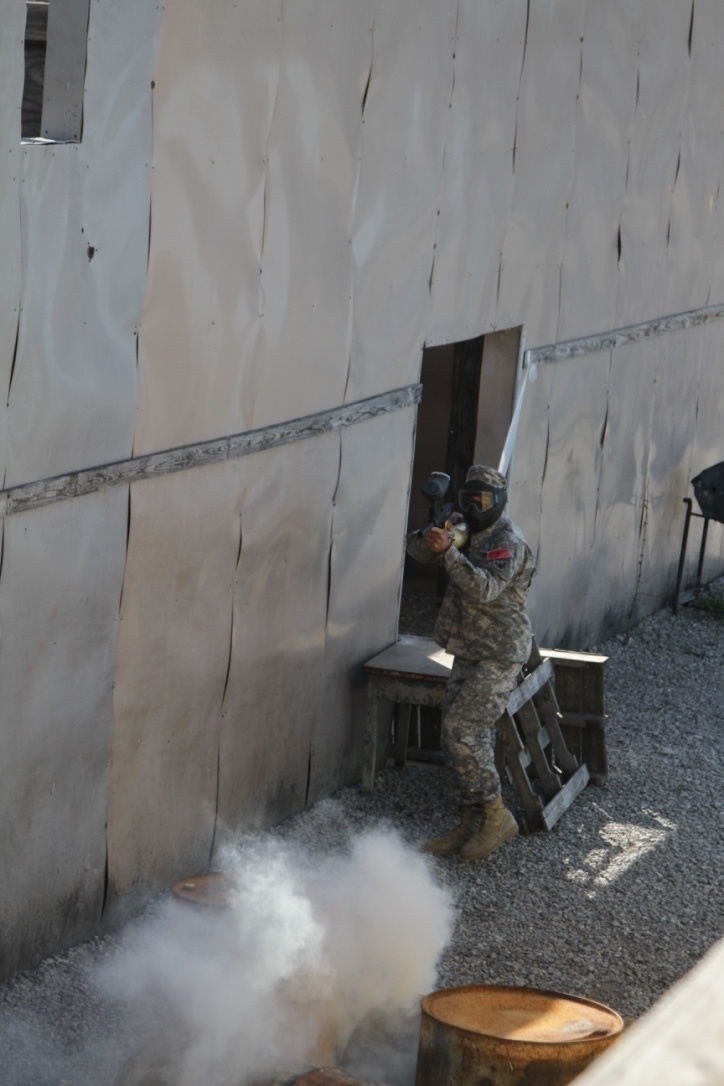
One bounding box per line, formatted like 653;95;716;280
494;640;589;832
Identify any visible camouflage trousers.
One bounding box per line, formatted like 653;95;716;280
442;656;524;803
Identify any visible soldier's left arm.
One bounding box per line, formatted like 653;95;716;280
440;537;525;604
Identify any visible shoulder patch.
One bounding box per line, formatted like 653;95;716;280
485;547;513;561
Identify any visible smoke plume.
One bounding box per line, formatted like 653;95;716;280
99;826;454;1086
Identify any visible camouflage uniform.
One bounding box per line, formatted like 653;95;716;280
407;496;535;804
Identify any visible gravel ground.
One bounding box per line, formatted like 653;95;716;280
1;580;723;1085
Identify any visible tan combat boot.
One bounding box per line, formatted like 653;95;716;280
459;796;518;861
421;804;482;856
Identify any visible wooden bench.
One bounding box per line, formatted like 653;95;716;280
362;635;608;832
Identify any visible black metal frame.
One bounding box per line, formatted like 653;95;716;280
672;498;712;613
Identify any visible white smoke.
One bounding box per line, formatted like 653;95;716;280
99;826;454;1086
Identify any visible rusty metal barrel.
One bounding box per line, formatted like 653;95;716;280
414;984;623;1086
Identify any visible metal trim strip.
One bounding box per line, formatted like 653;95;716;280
526;302;724;366
0;385;422;517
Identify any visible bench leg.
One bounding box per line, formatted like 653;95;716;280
362;679;383;793
393;702;412;767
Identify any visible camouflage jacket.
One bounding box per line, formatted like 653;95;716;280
406;514;536;665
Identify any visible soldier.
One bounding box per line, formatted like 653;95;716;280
406;465;536;860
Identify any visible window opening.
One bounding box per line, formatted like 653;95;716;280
22;0;91;143
22;2;47;138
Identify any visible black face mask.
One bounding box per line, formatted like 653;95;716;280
458;487;507;532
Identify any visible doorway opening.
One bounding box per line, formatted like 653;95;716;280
401;326;523;616
398;325;523;753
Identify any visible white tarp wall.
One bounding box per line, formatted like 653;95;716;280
0;0;160;973
1;0;723;971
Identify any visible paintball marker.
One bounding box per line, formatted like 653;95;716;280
417;471;469;549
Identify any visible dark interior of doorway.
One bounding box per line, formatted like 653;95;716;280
22;3;48;138
402;326;522;605
399;327;522;751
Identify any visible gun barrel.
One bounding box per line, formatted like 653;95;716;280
419;501;457;536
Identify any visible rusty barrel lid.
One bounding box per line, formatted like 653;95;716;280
421;984;623;1046
417;986;623;1086
171;871;236;907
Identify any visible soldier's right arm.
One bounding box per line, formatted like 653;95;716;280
406;530;439;564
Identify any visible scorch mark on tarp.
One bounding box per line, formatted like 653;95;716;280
259;2;285;275
324;434;343;632
599;401;609;450
6;311;19;407
512;0;531;175
428;0;460;296
211;513;242;863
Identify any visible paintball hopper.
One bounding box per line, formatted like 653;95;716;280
419;471;468;549
420;471;451;504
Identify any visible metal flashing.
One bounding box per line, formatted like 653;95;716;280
0;385;422;517
527;302;724;366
